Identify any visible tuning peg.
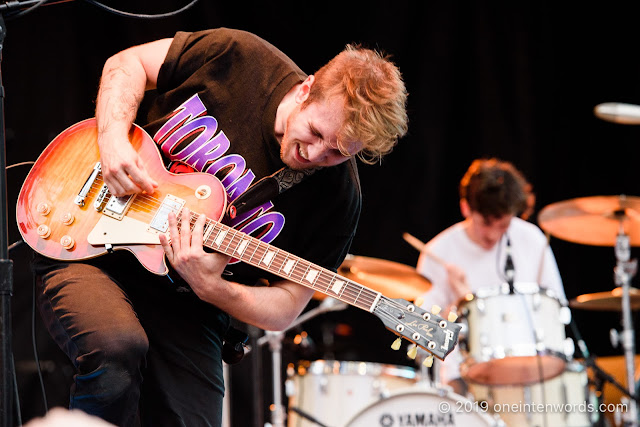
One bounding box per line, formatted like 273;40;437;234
422;355;434;368
431;305;441;315
407;344;418;359
447;311;458;322
414;297;424;307
391;337;402;350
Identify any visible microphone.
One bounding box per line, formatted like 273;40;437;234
594;102;640;125
504;236;515;293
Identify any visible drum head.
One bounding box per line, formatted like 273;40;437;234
463;354;566;386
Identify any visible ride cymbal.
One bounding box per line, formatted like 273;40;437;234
313;255;431;301
570;287;640;311
538;195;640;246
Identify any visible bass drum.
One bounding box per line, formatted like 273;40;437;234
469;361;598;427
345;388;504;427
286;360;416;427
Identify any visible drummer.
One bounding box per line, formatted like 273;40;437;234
416;158;567;395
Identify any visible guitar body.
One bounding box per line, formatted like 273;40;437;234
16;118;227;275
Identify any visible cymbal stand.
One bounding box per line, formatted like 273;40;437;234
613;229;638;425
258;298;347;427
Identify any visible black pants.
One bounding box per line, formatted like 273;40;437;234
33;251;230;427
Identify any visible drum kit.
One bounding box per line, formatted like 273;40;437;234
248;104;640;427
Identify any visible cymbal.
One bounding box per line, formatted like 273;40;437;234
594;102;640;125
570;287;640;311
313;255;431;301
538;195;640;246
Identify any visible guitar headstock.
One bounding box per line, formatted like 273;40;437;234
373;296;461;361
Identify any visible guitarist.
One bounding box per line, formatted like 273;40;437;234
32;28;408;426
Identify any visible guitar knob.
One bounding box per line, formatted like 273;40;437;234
448;312;458;322
36;203;51;216
60;212;74;225
406;344;418;359
60;235;75;250
431;305;441;315
414;297;424;307
422;355;434;368
391;337;402;351
36;224;51;239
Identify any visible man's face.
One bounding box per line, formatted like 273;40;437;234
279;96;363;170
468;211;514;250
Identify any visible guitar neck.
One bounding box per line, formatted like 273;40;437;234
199;217;381;312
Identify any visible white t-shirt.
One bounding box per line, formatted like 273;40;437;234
416;216;566;383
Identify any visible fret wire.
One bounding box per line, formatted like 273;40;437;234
229;228;244;256
247;237;261;263
221;228;236;253
196;219;383;308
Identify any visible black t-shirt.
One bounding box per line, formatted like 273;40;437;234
143;28;361;287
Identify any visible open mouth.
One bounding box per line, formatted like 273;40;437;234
297;144;309;161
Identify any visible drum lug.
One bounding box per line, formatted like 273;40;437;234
559;306;572;325
477;299;485;313
533;292;541;310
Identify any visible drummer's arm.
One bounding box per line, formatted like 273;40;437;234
447;378;468;396
444;263;472;302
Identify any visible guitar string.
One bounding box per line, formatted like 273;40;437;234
176;214;448;354
88;181;430;316
85;179;449;353
178;213;383;309
86;177;385;308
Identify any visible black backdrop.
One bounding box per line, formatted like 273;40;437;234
3;1;640;425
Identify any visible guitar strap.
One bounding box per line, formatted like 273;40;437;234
224;166;321;222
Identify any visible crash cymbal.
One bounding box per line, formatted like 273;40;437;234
313;255;431;301
570;287;640;311
538;195;640;246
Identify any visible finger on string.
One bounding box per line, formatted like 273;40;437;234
167;212;181;251
191;213;206;248
180;208;192;247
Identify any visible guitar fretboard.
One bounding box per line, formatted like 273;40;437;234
198;218;382;312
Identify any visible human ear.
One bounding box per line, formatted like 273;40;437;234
295;75;315;104
460;198;471;218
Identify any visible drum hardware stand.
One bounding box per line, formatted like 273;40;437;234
258;298;347;427
613;227;639;426
0;11;13;427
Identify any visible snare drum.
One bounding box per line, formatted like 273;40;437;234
470;361;597;426
286;360;416;427
459;283;570;385
345;387;503;427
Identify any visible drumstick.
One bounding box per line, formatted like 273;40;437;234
402;232;447;266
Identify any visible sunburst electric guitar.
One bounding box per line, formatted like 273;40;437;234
16;119;461;362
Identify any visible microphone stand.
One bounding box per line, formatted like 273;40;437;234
613;228;638;426
0;12;14;427
257;298;347;427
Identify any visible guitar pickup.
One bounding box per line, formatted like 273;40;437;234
101;194;135;220
148;194;185;233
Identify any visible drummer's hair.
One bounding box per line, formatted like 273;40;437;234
459;158;534;219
